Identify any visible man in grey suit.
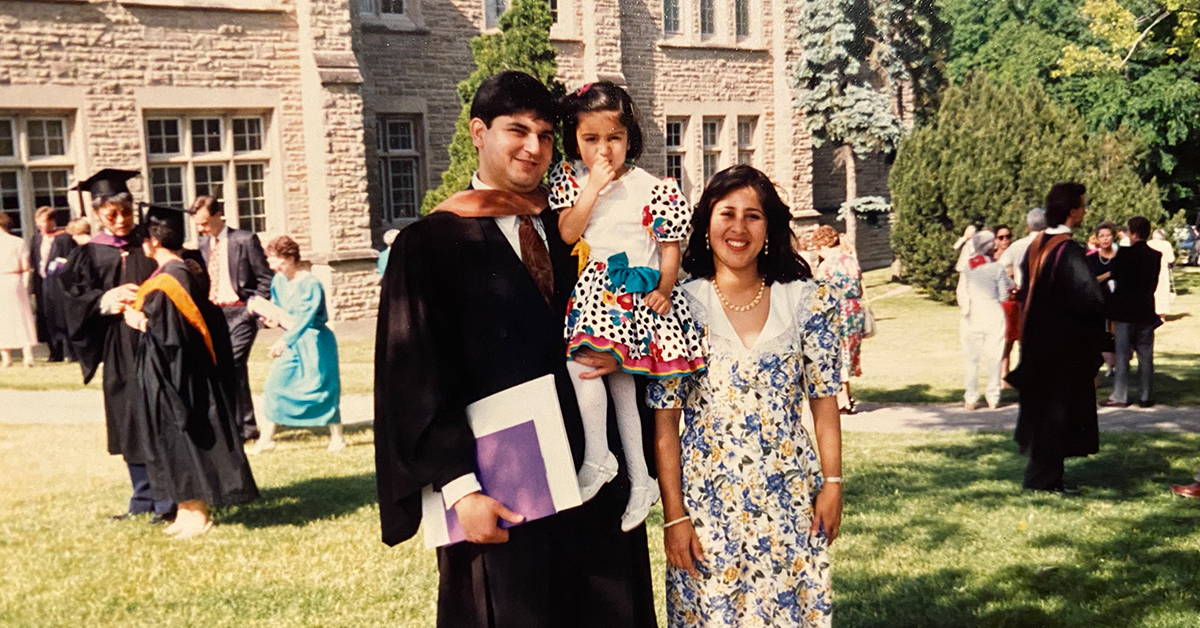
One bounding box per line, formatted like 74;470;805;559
191;196;273;441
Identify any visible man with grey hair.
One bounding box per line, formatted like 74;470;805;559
999;207;1048;289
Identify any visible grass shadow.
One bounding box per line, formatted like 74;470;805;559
837;432;1200;627
1095;351;1200;406
219;473;377;529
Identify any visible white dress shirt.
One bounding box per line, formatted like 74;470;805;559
440;173;551;510
38;233;53;278
211;224;241;304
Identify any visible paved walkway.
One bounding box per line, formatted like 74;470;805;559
3;388;1196;433
0;389;374;426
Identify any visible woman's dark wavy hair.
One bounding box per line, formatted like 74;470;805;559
682;165;811;285
559;81;643;162
146;217;184;251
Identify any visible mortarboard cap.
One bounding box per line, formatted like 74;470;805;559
71;169;140;199
142;203;192;239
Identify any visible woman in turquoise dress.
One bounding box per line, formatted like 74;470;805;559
251;235;344;454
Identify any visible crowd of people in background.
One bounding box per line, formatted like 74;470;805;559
12;66;1200;627
951;183;1186;496
9;167;349;539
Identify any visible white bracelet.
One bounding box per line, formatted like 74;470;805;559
662;516;690;529
824;476;843;483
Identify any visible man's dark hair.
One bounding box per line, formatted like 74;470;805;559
470;71;557;127
191;195;224;216
683;164;811;285
559;81;643;161
1044;182;1086;227
1128;215;1151;240
147;217;184;250
993;224;1011;235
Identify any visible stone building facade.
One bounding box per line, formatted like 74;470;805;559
0;0;888;320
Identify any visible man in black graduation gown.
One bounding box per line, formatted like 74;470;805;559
28;207;63;360
42;229;81;363
374;71;657;628
1008;182;1106;493
59;169;175;521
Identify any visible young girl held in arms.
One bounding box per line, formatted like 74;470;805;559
551;82;706;531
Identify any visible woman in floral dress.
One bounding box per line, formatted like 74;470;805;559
650;166;845;628
811;225;864;414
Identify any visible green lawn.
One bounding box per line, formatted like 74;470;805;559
2;424;1199;627
3;268;1199;406
0;334;378;396
858;267;1200;405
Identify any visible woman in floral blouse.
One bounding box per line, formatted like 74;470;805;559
649;165;845;627
811;225;865;414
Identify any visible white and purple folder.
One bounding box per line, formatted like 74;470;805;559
421;374;583;548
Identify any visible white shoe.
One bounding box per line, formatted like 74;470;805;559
620;483;661;532
577;452;619;503
964;400;976;411
327;438;347;453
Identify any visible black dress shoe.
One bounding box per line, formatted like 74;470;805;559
108;511;151;521
151;512;177;525
1100;400;1131;408
1138;399;1155;408
1024;486;1081;496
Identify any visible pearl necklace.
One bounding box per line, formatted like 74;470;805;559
713;279;766;312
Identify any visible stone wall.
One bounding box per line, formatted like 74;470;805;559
0;0;312;245
355;0;482;240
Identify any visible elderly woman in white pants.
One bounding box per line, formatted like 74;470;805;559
958;230;1014;410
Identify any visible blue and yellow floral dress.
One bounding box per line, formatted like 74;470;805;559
647;278;843;628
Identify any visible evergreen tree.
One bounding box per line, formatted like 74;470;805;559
794;0;949;248
941;0;1200;218
420;0;562;213
890;75;1163;301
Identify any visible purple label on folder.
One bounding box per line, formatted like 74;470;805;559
443;421;555;544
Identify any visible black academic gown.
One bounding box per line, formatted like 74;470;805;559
374;209;657;628
43;233;78;360
60;233;159;464
135;259;258;506
1009;235;1106;460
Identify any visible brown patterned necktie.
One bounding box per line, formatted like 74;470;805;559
518;215;554;305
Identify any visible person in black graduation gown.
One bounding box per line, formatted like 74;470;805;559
58;170;175;521
42;228;80;363
122;207;258;539
374;71;657;628
1007;182;1107;493
28;207;64;360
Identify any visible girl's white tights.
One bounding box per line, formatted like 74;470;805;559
566;361;653;501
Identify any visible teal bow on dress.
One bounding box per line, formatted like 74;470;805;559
606;252;660;294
